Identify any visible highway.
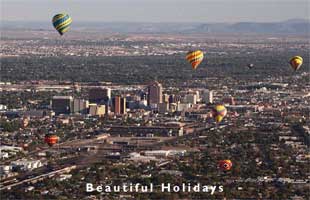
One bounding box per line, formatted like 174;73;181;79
0;165;77;191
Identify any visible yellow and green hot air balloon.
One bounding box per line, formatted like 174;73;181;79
186;50;204;70
290;56;303;71
212;104;227;123
52;13;72;35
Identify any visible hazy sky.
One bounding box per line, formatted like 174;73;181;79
1;0;309;23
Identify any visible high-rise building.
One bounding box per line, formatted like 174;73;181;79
89;87;111;104
89;104;105;117
194;90;200;102
183;94;197;104
202;90;213;104
112;96;126;115
114;96;121;114
51;96;73;115
158;102;169;114
169;103;177;112
168;94;175;104
176;103;192;112
138;91;147;101
147;81;163;106
73;99;89;114
168;94;181;104
163;94;170;103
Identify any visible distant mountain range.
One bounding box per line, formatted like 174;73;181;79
192;19;310;34
2;19;309;34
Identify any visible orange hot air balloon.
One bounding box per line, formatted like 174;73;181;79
186;50;204;69
212;104;227;123
218;160;232;171
44;134;59;147
290;56;303;71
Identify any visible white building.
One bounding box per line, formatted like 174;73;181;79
0;165;12;174
168;150;187;156
89;104;105;117
144;150;170;157
0;146;23;159
11;159;43;171
183;94;197;104
176;103;192;112
144;150;186;157
128;153;158;163
0;104;7;111
57;174;73;181
0;152;9;159
73;99;89;114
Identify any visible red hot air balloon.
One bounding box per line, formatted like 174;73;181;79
218;160;232;171
44;134;59;147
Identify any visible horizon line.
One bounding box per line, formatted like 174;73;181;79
1;18;309;24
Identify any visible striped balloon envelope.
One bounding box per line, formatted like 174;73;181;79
186;50;204;70
289;56;303;71
212;104;227;123
52;13;72;35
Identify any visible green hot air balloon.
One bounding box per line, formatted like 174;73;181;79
52;13;72;35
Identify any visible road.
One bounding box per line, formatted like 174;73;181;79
0;165;77;191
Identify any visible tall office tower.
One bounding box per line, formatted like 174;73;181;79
89;87;111;103
51;96;73;115
113;96;126;115
73;99;89;114
181;93;197;104
138;91;147;101
88;104;106;117
147;81;163;106
195;90;200;102
185;94;197;104
174;95;182;103
168;94;175;104
163;94;170;103
158;102;169;114
202;90;213;104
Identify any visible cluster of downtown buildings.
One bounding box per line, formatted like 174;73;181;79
51;81;215;117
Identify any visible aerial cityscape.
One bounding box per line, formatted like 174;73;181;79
1;1;310;200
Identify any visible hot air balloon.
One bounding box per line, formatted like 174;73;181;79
186;50;204;70
52;13;72;35
218;160;232;171
212;104;227;123
290;56;303;71
247;63;254;69
44;134;59;147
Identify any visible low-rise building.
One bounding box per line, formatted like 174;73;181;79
11;159;44;171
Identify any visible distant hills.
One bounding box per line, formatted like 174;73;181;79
192;19;310;34
2;19;309;34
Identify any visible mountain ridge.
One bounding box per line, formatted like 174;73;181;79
1;19;309;34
